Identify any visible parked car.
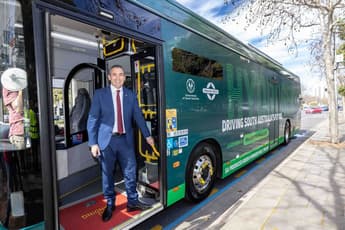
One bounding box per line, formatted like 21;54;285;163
320;105;329;111
305;106;322;114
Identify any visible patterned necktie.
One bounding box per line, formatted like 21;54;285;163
116;90;123;134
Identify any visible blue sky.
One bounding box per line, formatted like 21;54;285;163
175;0;325;94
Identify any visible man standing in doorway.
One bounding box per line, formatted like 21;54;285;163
87;65;154;222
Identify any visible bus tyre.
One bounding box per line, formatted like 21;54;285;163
185;143;216;202
283;121;291;145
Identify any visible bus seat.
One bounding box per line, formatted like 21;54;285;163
70;88;91;134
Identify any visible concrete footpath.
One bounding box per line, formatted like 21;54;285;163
210;116;345;230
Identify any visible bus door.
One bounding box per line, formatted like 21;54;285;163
269;75;280;149
130;48;161;202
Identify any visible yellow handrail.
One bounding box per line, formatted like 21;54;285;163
151;144;160;157
142;109;156;120
138;131;160;162
135;62;160;162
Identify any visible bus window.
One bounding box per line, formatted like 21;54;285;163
172;48;223;79
65;69;92;146
0;2;29;151
0;0;43;228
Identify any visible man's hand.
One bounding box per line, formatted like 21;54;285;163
146;136;154;146
90;144;101;158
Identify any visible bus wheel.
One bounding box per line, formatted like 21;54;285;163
283;121;291;145
186;143;216;202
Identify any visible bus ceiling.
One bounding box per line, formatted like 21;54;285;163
50;15;151;61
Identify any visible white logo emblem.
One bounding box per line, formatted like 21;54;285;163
202;82;219;100
186;79;195;94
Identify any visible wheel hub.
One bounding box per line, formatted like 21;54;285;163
192;155;214;192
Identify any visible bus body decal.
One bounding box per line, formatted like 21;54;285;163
223;134;287;178
243;128;269;146
167;183;186;207
222;143;270;178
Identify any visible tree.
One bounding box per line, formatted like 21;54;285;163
224;0;345;143
337;22;345;119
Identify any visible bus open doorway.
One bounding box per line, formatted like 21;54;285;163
103;43;161;209
47;14;163;229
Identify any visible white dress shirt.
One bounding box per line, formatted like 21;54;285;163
110;85;125;133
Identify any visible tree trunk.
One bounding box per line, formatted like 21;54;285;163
322;14;339;143
325;72;339;143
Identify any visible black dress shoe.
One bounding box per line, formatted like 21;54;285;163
127;201;151;212
102;205;115;222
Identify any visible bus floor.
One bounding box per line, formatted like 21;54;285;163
59;162;158;206
59;163;124;206
59;166;159;229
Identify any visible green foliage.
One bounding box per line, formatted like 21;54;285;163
339;22;345;40
337;21;345;60
339;85;345;97
337;43;345;57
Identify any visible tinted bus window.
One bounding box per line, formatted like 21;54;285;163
0;0;43;229
172;48;223;79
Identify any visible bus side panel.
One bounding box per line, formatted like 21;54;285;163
157;3;301;207
161;20;230;206
221;62;274;177
161;20;281;205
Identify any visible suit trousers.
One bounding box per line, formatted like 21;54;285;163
101;135;138;206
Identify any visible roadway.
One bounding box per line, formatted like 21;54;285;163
133;111;327;230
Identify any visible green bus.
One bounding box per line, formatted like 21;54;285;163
0;0;301;229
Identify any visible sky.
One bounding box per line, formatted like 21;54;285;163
175;0;326;95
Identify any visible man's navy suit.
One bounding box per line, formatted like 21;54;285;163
87;86;150;206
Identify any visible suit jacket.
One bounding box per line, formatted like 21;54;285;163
87;86;150;150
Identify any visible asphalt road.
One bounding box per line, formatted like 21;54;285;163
301;110;328;131
133;112;327;230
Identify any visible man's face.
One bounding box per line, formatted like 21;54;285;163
108;67;125;89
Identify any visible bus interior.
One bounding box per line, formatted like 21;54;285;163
49;14;162;228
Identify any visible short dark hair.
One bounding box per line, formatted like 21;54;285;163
108;64;124;73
